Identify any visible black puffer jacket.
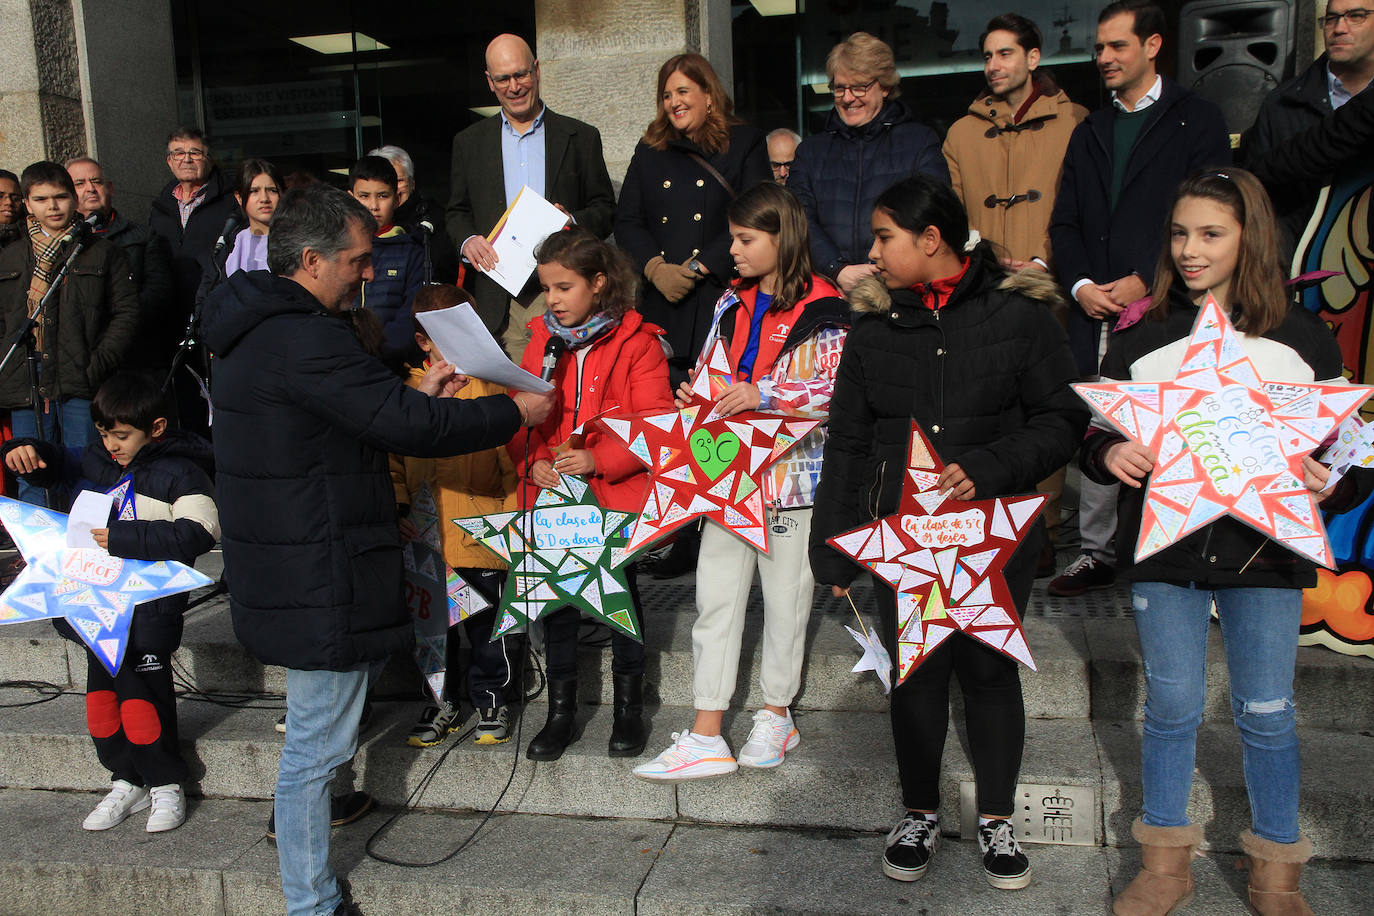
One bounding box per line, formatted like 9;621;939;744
0;235;140;407
99;213;175;371
788;99;951;278
1079;290;1368;589
809;254;1089;588
1;431;219;648
201;270;522;671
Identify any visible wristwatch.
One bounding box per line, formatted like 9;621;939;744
687;257;705;277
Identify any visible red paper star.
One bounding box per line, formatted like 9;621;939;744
827;423;1046;684
597;340;821;553
1074;294;1374;567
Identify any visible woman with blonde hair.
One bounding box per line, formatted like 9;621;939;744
789;31;949;294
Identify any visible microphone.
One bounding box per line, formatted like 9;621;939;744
57;211;102;245
539;336;567;382
212;214;242;255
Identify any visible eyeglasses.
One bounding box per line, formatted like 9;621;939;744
1323;8;1372;27
828;78;879;98
167;149;207;162
489;66;535;88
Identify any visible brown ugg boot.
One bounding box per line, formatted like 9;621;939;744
1239;830;1314;916
1112;818;1203;916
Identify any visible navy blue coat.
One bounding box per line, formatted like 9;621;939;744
201;270;522;671
615;125;771;368
788;99;951;278
1;431;219;649
1049;78;1231;375
356;229;424;358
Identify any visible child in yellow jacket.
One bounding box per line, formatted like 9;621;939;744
391;285;520;746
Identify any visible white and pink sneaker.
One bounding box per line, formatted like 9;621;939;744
737;709;800;768
633;730;738;782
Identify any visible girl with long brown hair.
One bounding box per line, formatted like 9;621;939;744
1083;168;1358;916
634;182;850;781
509;227;673;761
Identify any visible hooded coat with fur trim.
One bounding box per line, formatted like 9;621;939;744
809;254;1089;588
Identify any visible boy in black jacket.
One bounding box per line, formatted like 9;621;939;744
2;372;219;833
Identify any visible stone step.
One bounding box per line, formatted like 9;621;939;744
0;788;1367;916
4;577;1371;730
0;686;1368;859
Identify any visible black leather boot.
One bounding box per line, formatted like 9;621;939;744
608;673;646;757
526;678;577;761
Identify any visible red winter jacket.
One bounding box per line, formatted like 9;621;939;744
509;310;672;511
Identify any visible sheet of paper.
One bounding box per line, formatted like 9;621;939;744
65;490;118;550
483;185;570;298
415;303;553;393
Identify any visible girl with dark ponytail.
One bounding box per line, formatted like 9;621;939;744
809;174;1088;891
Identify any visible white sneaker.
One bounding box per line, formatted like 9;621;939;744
145;784;186;833
632;730;738;782
736;709;801;769
82;780;150;830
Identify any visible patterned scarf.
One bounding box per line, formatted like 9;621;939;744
27;215;73;355
543;310;620;350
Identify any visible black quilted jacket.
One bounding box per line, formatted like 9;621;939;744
809;255;1089;588
201;270;521;671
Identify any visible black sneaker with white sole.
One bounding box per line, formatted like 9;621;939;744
882;813;938;881
977;818;1032;889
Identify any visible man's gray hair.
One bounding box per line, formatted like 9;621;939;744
267;183;378;277
766;128;801;145
368;144;415;183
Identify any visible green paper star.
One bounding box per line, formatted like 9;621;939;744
453;474;643;642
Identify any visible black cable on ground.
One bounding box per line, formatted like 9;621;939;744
365;431;551;867
363;640;544;868
0;680;73;707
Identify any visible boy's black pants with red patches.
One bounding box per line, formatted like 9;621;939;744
82;613;188;787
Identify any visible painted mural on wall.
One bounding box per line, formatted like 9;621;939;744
1297;165;1374;658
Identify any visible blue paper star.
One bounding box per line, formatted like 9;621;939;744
0;493;213;674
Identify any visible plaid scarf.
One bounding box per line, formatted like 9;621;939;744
27;215;72;355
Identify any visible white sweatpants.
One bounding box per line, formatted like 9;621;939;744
692;508;815;711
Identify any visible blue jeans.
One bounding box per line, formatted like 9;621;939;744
1132;582;1301;843
10;397;96;507
276;665;371;916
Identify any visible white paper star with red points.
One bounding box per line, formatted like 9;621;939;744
597;340;821;553
1073;294;1374;567
827;423;1046;685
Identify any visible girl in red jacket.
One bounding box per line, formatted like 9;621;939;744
510;227;673;761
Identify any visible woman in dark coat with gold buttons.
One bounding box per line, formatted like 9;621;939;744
615;53;771;388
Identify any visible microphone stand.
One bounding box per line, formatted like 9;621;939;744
163;246;228;426
0;235;91;508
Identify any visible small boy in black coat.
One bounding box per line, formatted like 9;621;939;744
1;372;219;833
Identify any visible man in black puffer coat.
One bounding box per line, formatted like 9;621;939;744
201;183;553;916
